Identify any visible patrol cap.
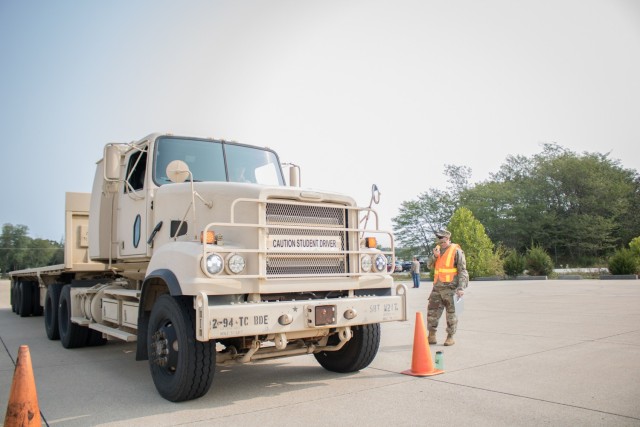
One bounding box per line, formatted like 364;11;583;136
435;229;451;238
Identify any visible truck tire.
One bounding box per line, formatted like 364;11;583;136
58;285;88;348
147;294;216;402
11;281;17;313
86;329;107;347
314;323;381;373
14;281;23;315
30;281;43;316
45;283;64;340
18;282;33;317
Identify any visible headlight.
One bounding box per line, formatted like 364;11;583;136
226;253;246;274
374;254;387;272
204;253;224;275
360;254;372;273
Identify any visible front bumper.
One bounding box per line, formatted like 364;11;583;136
195;284;407;341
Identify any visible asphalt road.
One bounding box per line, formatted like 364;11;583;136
1;278;639;426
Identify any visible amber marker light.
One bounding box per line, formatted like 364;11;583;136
201;230;215;244
364;237;377;248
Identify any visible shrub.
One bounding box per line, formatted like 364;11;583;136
629;237;640;258
525;245;553;276
503;250;525;277
487;245;506;277
608;248;638;275
447;207;497;279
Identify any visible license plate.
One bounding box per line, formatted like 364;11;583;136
314;305;336;326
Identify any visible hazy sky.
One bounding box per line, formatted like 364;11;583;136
1;0;639;242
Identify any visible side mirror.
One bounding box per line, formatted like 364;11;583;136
104;144;121;181
370;184;381;205
360;184;381;231
288;164;300;187
166;160;191;183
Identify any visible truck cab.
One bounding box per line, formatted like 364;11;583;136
11;133;407;402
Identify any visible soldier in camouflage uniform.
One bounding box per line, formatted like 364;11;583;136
426;229;469;346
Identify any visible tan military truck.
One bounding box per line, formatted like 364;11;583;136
9;133;407;401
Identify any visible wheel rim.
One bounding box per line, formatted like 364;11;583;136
151;320;179;373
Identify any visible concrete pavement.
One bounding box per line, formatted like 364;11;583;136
1;278;639;426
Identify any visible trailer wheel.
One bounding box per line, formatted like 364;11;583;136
58;285;88;348
18;282;33;317
14;281;23;315
86;329;107;346
314;323;381;373
147;294;215;402
45;283;64;340
11;281;17;313
30;282;43;316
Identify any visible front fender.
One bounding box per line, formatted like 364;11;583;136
147;241;204;289
137;248;195;361
148;240;250;295
144;269;182;296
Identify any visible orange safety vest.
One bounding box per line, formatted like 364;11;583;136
433;243;460;284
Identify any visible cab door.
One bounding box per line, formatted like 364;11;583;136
117;145;150;258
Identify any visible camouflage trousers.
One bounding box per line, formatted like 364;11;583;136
427;283;458;335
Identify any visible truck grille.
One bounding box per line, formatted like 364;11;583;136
265;202;348;276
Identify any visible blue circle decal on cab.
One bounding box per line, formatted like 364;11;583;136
133;214;141;248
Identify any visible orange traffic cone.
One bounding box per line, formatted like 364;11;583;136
401;312;444;377
4;345;42;427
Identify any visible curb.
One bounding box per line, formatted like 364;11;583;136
472;276;504;281
599;274;638;280
516;275;548;280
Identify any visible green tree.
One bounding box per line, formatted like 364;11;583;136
443;164;472;195
447;207;501;279
25;238;63;268
50;239;65;264
532;147;626;262
0;224;64;275
629;236;640;258
617;177;640;245
392;165;471;253
393;189;455;255
0;223;30;274
460;144;639;265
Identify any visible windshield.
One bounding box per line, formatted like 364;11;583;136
153;136;285;186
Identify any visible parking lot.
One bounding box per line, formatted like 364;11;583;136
1;278;640;426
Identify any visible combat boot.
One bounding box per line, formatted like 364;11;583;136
428;329;437;345
443;334;455;346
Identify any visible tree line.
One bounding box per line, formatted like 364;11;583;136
0;224;64;277
392;144;640;272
